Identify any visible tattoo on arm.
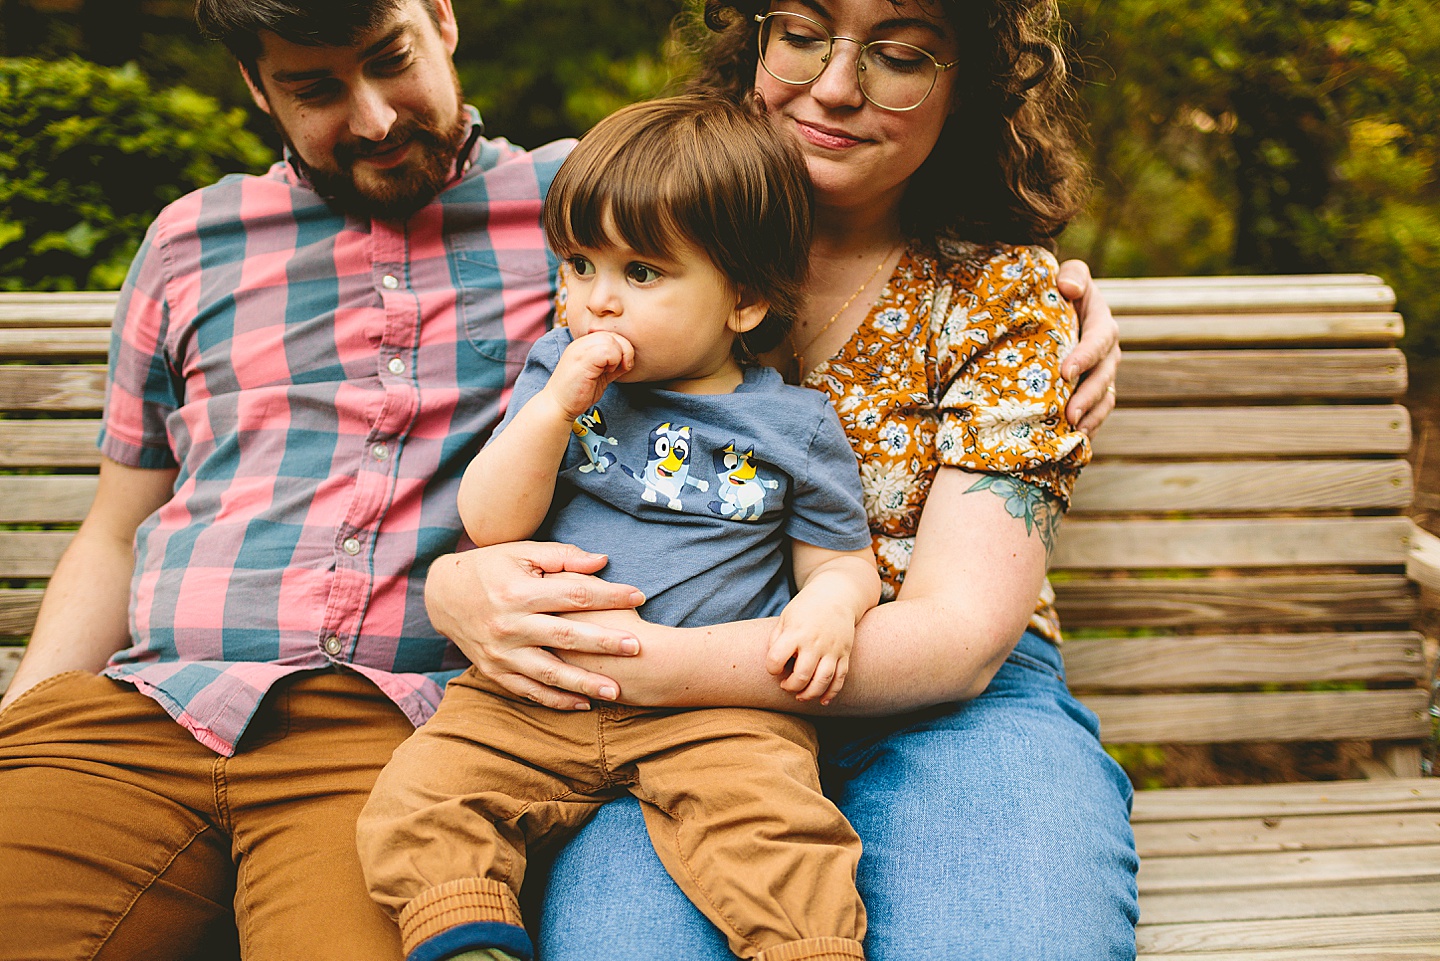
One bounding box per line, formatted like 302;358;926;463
965;475;1064;557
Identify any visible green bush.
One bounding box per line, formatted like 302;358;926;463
0;57;272;291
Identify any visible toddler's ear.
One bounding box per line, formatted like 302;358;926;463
729;289;771;335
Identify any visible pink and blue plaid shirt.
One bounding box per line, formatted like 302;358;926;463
99;110;571;755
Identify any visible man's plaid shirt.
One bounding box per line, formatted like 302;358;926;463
98;111;570;755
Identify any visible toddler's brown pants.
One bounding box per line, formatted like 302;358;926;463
358;667;866;961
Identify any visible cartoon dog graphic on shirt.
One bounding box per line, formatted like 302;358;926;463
621;423;708;510
708;441;778;521
572;407;618;473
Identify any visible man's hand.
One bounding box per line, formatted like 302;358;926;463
1058;259;1121;436
424;541;644;710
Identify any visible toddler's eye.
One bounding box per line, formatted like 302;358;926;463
626;263;661;284
567;256;595;277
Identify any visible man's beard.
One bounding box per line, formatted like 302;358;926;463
278;74;468;221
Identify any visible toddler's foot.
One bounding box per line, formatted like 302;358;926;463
449;950;521;961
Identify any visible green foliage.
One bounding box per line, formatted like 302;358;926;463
1060;0;1440;354
0;57;272;291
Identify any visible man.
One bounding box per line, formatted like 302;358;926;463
0;1;1121;957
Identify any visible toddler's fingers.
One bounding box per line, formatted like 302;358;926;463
796;656;837;702
820;658;850;706
781;647;822;695
765;629;795;677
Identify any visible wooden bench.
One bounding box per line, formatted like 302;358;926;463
0;280;1436;957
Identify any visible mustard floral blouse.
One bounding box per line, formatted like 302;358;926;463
553;239;1089;644
800;240;1090;644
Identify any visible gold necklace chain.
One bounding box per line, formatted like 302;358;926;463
791;244;899;374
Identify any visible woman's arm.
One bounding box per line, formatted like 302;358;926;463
563;465;1052;716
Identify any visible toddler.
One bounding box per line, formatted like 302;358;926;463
358;96;880;961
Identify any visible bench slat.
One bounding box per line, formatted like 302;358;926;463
1100;274;1386;290
1118;313;1403;348
1094;406;1410;457
0;366;106;412
1086;690;1431;743
0;422;102;467
0;531;73;578
0;476;97;523
0;327;111;358
0;647;20;692
1140;880;1440;926
1132;777;1440;822
1053;517;1412;570
1064;632;1425;690
1140;844;1440;893
1070;460;1412;513
1118;349;1406;401
1134;812;1440;859
0;590;43;635
1139;947;1440;960
1136;912;1440;954
1099;281;1396;315
1054;573;1416;630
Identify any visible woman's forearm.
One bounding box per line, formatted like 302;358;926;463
568;593;1019;716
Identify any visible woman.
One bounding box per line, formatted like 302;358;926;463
423;0;1137;957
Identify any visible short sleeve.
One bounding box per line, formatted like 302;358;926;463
931;245;1090;506
786;395;873;552
97;215;182;470
489;325;569;440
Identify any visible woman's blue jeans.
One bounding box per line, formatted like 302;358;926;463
535;631;1140;960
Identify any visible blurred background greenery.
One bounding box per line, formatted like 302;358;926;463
1;0;1437;356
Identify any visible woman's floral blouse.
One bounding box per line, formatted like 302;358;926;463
801;240;1091;644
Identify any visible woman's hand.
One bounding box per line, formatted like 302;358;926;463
1057;259;1121;436
424;542;645;710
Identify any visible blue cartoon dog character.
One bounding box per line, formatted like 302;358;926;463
621;423;708;510
708;441;778;521
572;407;618;473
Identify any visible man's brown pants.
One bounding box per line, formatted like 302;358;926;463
358;667;867;961
0;670;412;961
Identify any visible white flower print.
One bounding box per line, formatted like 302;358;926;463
860;461;910;523
1001;261;1024;280
877;535;915;573
1016;362;1052;398
878;420;910;455
874;307;908;333
996;347;1024;367
974;398;1048;453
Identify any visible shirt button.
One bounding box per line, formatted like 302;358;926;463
387;357;406;375
382;274;400;290
342;536;361;555
372;443;390;461
323;635;343;656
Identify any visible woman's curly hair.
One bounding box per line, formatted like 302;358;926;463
686;0;1087;247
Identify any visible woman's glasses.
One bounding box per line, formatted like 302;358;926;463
754;11;956;112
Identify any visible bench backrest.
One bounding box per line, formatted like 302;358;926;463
0;281;1431;770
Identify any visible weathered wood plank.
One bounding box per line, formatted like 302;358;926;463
0;475;97;523
1132;778;1440;823
1136;912;1440;954
0;590;43;636
1404;524;1440;594
0;422;102;468
1140;879;1440;925
1070;460;1413;513
0;292;118;327
1098;279;1395;314
0;530;74;579
1053;517;1412;570
0;366;106;412
1088;690;1431;744
1064;632;1426;691
1138;947;1440;961
1054;573;1417;630
1093;406;1410;457
1101;274;1385;289
1134;811;1440;859
1118;349;1407;401
0;327;111;358
1139;844;1440;892
0;646;21;694
1117;312;1404;348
